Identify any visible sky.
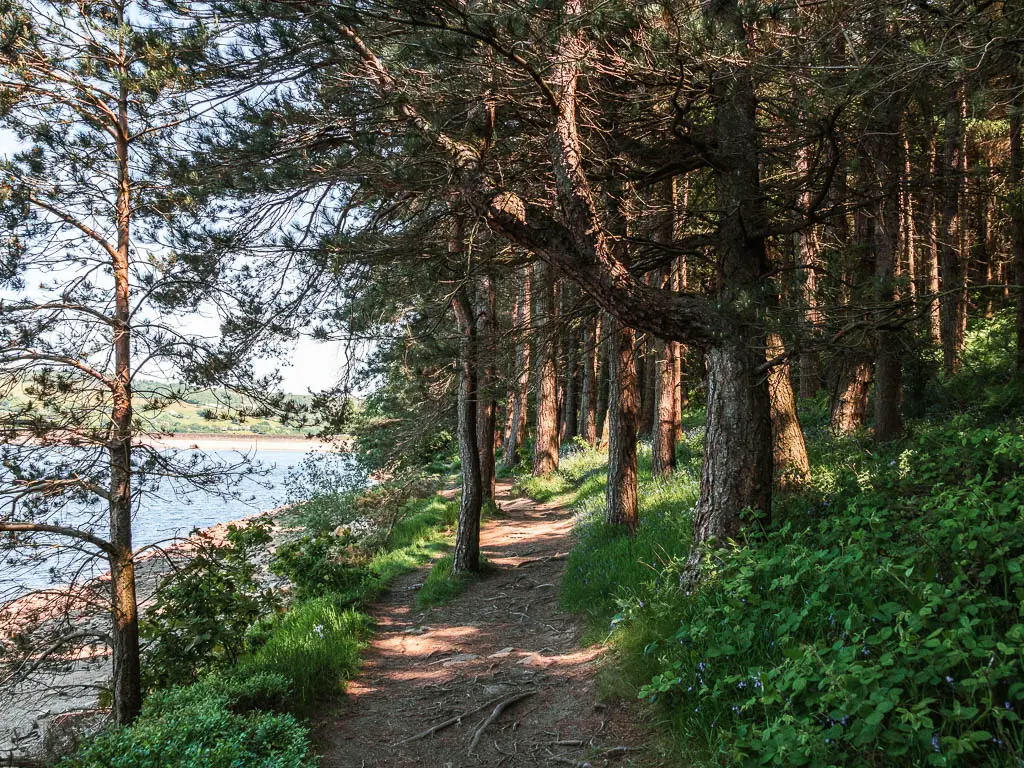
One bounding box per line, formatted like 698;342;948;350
0;131;352;397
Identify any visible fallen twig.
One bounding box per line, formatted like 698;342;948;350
392;692;509;745
467;690;536;753
514;552;568;568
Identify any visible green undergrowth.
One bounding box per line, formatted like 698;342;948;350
67;485;461;767
60;671;315;768
417;552;494;607
520;365;1024;764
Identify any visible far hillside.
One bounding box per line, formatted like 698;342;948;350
0;380;338;437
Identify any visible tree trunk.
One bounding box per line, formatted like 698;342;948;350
694;342;772;543
475;273;497;501
795;143;821;400
578;314;600;445
767;334;809;490
605;319;639;531
637;340;656;437
452;290;483;574
110;72;140;727
532;260;559;475
900;133;918;303
830;356;872;433
595;328;610;447
560;326;580;444
924;133;943;345
870;107;905;442
1010;86;1024;372
673;256;688;436
689;0;774;548
502;266;531;466
652;334;678;478
939;82;968;376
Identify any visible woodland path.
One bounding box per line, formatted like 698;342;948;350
313;478;655;767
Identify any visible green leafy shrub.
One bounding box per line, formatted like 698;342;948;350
271;532;369;601
59;672;313;768
141;520;282;689
604;424;1024;766
241;595;370;703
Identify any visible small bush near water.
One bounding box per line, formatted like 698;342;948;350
529;417;1024;766
59;670;314;768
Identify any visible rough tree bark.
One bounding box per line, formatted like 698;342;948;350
939;80;968;376
110;71;141;727
452;289;483;574
475;273;497;500
652;333;679;478
924;133;943;344
502;266;531;466
560;325;580;444
605;318;639;531
864;52;905;443
830;204;874;435
532;260;559;475
690;0;773;546
578;314;600;444
830;357;872;433
652;187;680;478
767;334;809;490
595;329;610;446
795;143;822;400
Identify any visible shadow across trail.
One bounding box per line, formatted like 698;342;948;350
313;478;651;767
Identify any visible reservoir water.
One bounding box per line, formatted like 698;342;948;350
2;447;361;594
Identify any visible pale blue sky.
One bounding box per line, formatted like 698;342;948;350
0;131;349;395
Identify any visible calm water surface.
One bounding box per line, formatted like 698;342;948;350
4;448;361;592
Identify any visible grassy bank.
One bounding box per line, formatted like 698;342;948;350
517;319;1024;767
61;487;459;768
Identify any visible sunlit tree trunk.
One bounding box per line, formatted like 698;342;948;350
652;181;680;477
109;55;141;727
652;333;678;479
503;266;531;466
924;133;943;345
560;325;580;443
767;334;809;490
578;314;600;445
532;260;559;475
795;143;821;400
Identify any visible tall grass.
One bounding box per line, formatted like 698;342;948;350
242;596;370;704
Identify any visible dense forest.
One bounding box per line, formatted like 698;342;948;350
2;0;1024;765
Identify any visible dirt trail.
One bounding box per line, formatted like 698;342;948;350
314;479;653;767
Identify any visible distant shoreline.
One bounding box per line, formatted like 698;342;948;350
145;432;346;452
